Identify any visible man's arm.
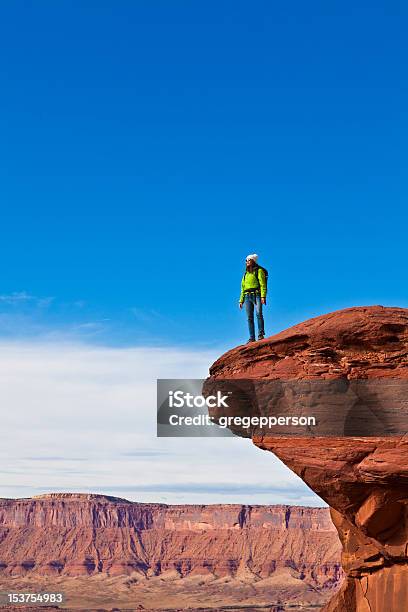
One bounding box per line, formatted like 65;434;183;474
258;268;267;304
239;274;245;306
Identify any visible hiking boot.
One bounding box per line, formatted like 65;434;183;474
258;333;265;340
247;338;255;344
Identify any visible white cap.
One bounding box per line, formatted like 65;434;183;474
246;253;258;263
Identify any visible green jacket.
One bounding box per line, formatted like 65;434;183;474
239;267;267;303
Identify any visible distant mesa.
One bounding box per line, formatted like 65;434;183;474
31;493;132;503
0;496;341;608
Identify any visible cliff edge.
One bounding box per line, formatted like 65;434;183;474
208;306;408;612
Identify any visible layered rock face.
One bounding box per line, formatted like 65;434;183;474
209;306;408;612
0;494;341;594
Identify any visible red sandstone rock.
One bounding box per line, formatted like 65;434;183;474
0;494;340;589
208;306;408;612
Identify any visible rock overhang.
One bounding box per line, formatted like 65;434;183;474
207;305;408;612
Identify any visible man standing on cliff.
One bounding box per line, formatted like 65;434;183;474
239;254;267;343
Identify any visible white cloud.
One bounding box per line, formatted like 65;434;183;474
0;291;33;303
0;340;322;506
0;291;54;307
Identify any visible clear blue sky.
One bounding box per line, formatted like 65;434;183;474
1;1;406;347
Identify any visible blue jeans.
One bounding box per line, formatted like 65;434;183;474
244;292;265;340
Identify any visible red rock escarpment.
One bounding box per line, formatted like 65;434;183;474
209;306;408;612
0;494;341;593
